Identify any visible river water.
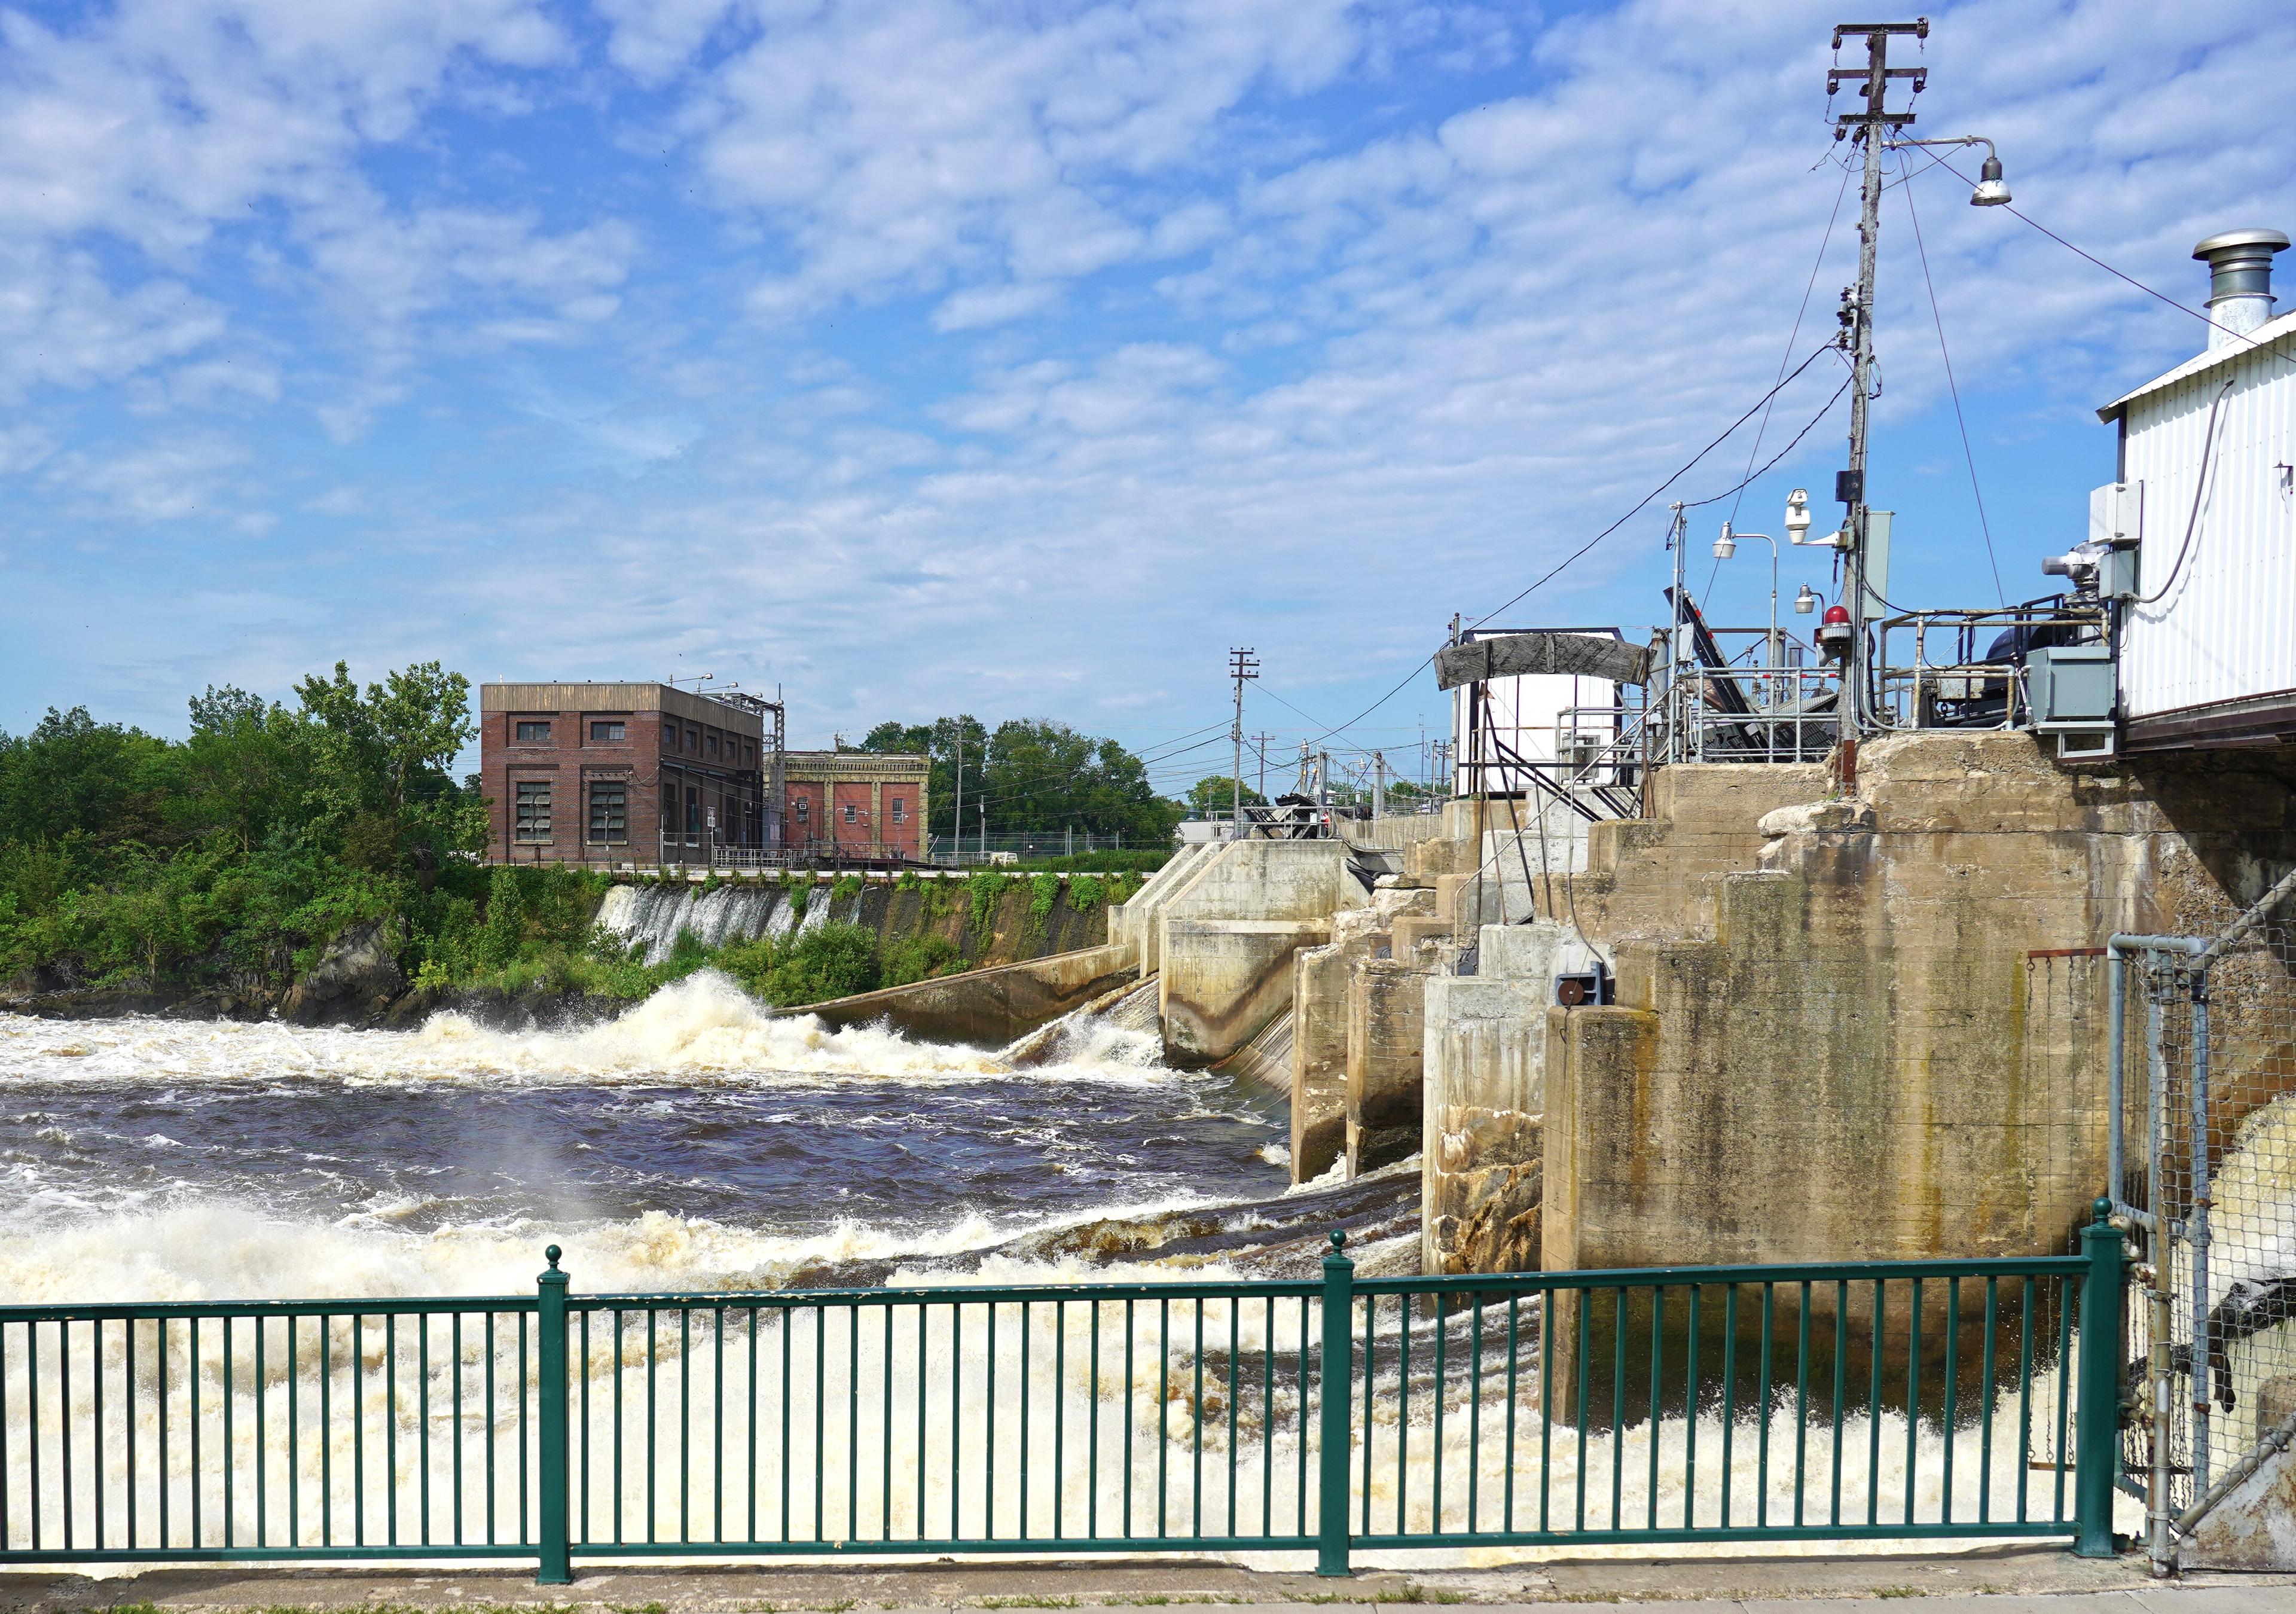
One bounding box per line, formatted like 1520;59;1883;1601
0;972;1391;1306
0;974;2143;1563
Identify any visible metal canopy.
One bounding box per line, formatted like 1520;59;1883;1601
1433;630;1651;691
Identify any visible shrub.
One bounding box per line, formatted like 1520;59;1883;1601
881;932;964;987
1027;872;1060;931
967;871;1009;936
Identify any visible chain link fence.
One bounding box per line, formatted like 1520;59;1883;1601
2111;867;2296;1567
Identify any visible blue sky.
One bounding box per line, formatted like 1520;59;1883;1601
3;0;2291;794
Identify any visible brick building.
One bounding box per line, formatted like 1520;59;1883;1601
783;749;930;862
480;683;773;864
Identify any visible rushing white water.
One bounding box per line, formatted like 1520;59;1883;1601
595;882;826;965
0;978;2147;1567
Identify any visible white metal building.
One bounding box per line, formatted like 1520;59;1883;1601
2099;230;2296;751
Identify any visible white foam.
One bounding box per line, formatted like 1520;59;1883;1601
0;972;1177;1091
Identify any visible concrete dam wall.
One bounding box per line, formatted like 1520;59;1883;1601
598;869;1118;969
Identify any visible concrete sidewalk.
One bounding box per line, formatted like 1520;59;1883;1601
0;1546;2289;1614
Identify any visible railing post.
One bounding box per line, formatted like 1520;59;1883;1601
2074;1197;2125;1559
1317;1229;1354;1577
536;1244;572;1585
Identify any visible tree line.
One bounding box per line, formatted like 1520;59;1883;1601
859;717;1183;846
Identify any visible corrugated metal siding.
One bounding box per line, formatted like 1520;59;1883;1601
2118;344;2296;721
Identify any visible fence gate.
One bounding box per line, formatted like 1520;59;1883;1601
2111;867;2296;1570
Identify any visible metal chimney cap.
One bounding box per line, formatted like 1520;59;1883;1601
2193;228;2289;262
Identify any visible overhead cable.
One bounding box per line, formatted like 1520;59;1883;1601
1306;341;1849;748
1901;164;2007;605
1928;155;2273;353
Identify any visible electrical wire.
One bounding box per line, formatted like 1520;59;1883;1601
2134;377;2234;607
1298;342;1850;752
1681;373;1855;511
1898;164;2005;605
1927;155;2276;354
1729;161;1855;532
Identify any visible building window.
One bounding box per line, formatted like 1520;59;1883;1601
706;733;719;759
515;720;551;744
842;803;857;825
686;785;701;835
515;781;552;841
588;782;627;843
686;727;699;752
590;719;625;743
891;797;906;823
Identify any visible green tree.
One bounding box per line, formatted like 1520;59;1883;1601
0;707;179;847
860;715;987;839
977;719;1183;843
294;661;487;880
178;686;316;853
1183;775;1266;819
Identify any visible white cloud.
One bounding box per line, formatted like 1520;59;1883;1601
648;0;1363;315
12;0;2296;752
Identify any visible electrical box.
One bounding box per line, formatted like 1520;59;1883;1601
2088;483;2142;600
2089;481;2142;547
2097;546;2140;600
2028;644;2117;758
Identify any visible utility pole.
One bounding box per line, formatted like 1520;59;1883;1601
1831;17;1926;733
951;722;962;868
1228;647;1259;840
1253;733;1275;804
1372;750;1386;820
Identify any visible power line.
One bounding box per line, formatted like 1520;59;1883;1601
1902;163;2005;605
1729;160;1856;532
1303;340;1848;749
1927;154;2273;353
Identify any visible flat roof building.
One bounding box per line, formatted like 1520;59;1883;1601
782;749;929;864
480;682;771;865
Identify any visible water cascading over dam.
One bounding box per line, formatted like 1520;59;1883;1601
595;882;822;962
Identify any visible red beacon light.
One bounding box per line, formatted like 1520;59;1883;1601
1816;602;1854;661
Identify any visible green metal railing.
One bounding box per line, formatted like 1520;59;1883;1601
0;1206;2129;1579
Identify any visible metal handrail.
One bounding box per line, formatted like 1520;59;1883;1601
0;1228;2127;1578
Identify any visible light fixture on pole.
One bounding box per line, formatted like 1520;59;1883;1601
1785;488;1812;541
1886;135;2009;208
1714;522;1781;683
1794;583;1819;615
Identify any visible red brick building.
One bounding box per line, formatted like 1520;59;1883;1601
480;683;773;864
782;749;930;863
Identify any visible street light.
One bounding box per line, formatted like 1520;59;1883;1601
1888;135;2009;207
1795;582;1819;615
1715;521;1781;683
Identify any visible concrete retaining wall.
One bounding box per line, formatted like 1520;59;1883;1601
1345;956;1431;1176
1161;917;1329;1066
1544;733;2296;1279
1156;841;1352;1066
786;942;1136;1047
1421;922;1596;1274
